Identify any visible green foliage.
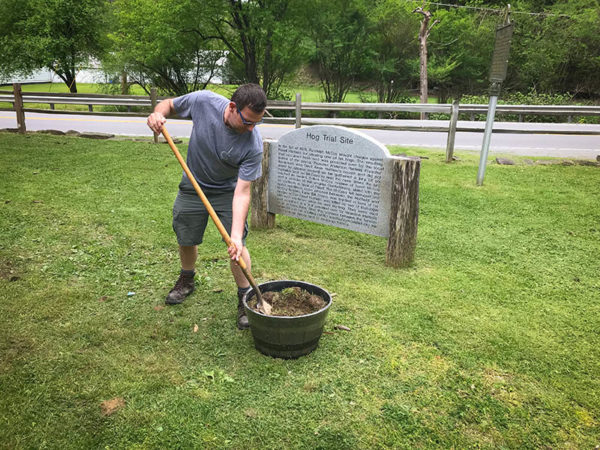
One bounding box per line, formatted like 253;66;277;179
457;89;599;122
107;0;225;96
1;133;599;447
205;0;310;98
365;0;419;103
0;0;109;93
509;0;600;96
307;0;374;103
425;6;496;101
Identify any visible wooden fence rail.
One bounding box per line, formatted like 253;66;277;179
2;83;599;157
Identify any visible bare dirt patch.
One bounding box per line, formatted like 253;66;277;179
100;397;125;416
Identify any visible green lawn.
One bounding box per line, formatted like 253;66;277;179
0;132;598;448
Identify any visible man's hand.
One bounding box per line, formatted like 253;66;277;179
147;112;167;134
146;99;174;134
228;238;244;262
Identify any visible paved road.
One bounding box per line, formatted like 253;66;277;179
1;111;599;159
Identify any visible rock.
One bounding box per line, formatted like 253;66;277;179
0;128;19;133
561;160;575;166
495;157;514;165
38;129;65;135
523;159;534;165
79;132;114;139
535;160;560;165
575;160;599;166
65;130;81;136
159;136;183;144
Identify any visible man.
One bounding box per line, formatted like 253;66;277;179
146;83;266;330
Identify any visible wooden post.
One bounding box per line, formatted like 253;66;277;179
13;83;26;134
445;99;459;162
386;157;420;267
295;93;302;129
250;140;276;229
150;87;159;144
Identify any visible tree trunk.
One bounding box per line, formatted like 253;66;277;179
121;72;128;95
413;7;439;120
419;22;428;113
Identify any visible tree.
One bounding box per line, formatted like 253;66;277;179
413;5;439;116
425;7;496;101
0;0;108;93
367;0;419;103
198;0;309;98
307;0;373;103
509;0;600;97
107;0;226;96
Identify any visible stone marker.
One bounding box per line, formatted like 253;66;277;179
253;126;420;267
268;126;394;237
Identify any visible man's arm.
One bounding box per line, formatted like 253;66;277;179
147;98;175;133
228;178;252;261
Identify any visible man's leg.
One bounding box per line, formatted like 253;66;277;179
231;247;252;330
180;245;198;270
165;245;198;305
230;246;251;288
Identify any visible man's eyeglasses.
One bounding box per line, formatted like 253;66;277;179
237;107;263;126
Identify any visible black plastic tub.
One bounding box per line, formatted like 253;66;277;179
243;280;332;359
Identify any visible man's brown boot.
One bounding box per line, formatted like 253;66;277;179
237;287;251;330
165;270;195;305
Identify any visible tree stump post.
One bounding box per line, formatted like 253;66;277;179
386;157;420;267
13;83;26;134
251;140;276;229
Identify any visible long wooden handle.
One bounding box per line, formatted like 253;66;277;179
161;126;265;307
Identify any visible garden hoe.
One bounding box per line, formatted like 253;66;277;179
161;126;271;316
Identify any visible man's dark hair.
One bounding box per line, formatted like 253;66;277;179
231;83;267;113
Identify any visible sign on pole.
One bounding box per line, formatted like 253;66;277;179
489;22;514;84
477;11;514;186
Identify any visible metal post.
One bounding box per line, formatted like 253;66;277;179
476;95;498;186
295;93;301;129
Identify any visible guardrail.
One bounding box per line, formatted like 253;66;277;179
3;86;599;119
3;83;599;161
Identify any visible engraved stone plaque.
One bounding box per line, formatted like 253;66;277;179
267;126;394;237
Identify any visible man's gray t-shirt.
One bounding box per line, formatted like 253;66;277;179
173;90;263;193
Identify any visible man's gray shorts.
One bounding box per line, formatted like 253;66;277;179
172;189;248;247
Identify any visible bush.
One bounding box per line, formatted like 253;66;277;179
457;89;599;124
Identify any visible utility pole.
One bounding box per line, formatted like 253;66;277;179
413;3;440;120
